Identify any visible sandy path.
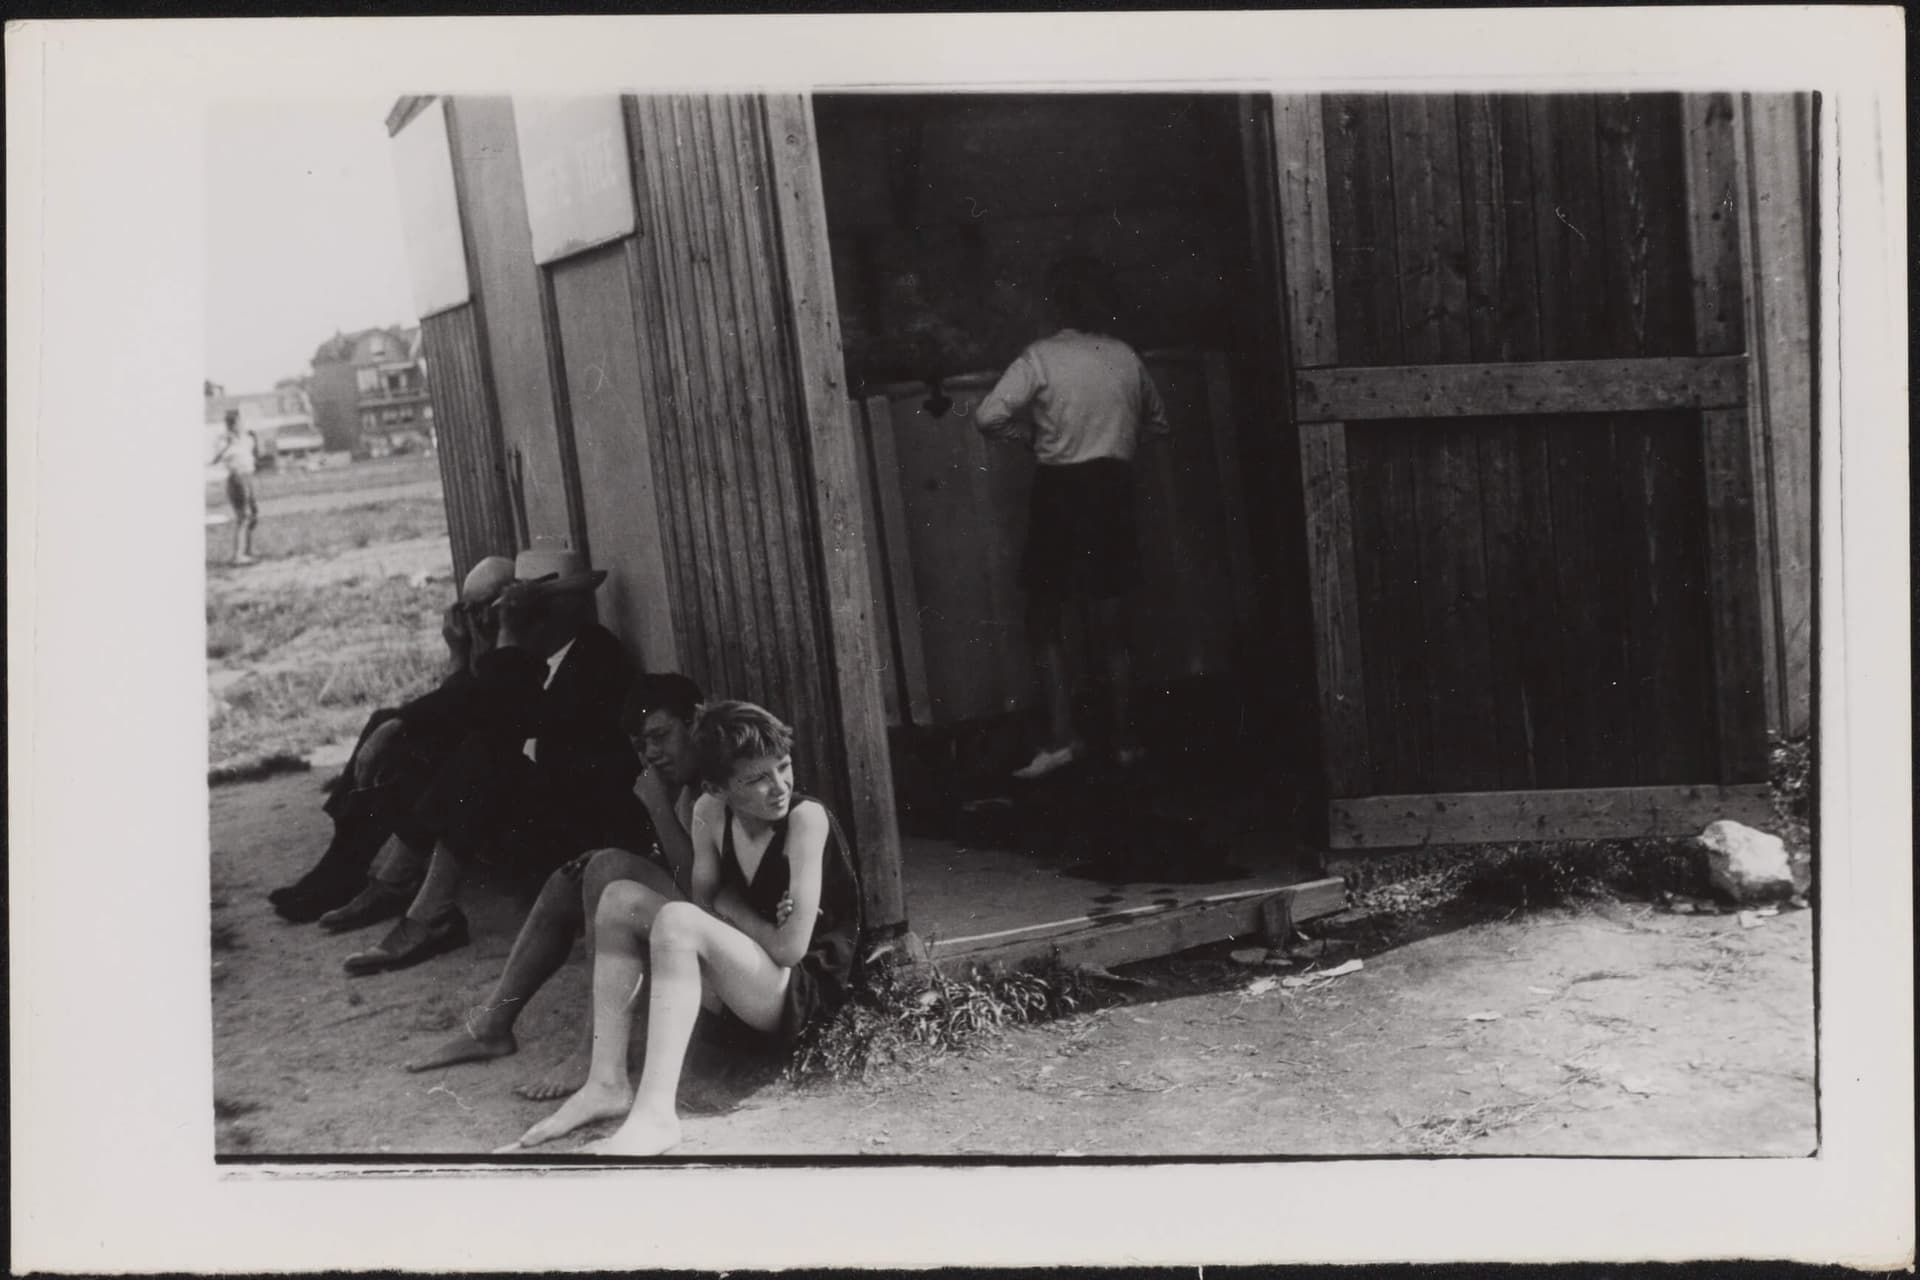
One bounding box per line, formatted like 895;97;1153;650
210;772;1815;1159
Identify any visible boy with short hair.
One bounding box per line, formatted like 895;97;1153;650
508;700;862;1156
403;673;705;1099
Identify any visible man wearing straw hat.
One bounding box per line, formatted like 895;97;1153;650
335;548;640;975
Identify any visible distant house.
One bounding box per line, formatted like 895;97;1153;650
203;380;322;474
309;325;434;457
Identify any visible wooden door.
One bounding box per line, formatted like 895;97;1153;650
1265;93;1773;848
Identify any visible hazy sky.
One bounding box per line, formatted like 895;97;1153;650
205;100;418;392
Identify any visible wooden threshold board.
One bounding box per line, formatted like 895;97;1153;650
930;877;1348;976
1328;783;1775;849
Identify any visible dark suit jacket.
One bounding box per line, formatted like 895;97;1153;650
462;621;638;806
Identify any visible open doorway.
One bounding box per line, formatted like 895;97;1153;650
812;93;1330;963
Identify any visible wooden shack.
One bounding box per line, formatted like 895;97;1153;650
385;90;1813;964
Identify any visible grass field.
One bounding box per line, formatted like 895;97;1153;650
206;462;453;771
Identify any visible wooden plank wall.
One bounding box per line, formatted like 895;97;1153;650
1736;93;1816;740
419;304;516;581
442;98;578;551
620;94;890;918
1320;93;1721;796
547;242;680;676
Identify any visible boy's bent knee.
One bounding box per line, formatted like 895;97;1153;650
594;878;651;927
649;900;704;949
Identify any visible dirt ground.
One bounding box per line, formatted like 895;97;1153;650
211;769;1816;1159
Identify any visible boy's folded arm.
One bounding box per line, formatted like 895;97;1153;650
763;803;828;968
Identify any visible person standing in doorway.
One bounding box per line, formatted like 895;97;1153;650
211;408;261;565
973;256;1169;779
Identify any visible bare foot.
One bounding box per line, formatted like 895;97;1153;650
405;1027;517;1073
514;1079;634;1148
584;1111;682;1158
513;1042;592;1101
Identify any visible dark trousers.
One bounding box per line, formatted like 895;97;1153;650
291;712;457;895
405;732;638;891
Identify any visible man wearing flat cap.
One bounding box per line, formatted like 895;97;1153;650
331;548;641;975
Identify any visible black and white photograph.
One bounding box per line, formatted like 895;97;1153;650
8;10;1911;1272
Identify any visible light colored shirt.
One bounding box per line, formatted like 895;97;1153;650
215;427;258;477
522;637;576;763
973;329;1170;466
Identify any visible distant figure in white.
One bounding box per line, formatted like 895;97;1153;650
210;408;261;565
974;256;1169;779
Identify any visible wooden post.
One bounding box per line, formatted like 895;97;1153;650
1734;93;1816;741
764;94;909;937
1270;95;1371;799
1682;93;1769;783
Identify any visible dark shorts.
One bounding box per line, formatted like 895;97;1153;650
226;472;259;521
707;952;847;1052
1020;457;1141;601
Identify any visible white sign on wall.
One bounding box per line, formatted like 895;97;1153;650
390;98;470;319
514;97;637;266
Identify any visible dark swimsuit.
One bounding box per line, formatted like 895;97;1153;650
715;795;863;1048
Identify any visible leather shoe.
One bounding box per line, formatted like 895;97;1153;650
318;881;413;934
344;910;470;976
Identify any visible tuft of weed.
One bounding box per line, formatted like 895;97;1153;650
211;921;243;953
213;1095;261;1121
784;954;1113;1086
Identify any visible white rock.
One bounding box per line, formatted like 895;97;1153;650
1699;820;1795;904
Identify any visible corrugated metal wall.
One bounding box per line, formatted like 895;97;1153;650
620;94;850;832
421;304;516;580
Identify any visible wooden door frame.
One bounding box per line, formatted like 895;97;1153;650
1263;92;1774;850
764;93;909;939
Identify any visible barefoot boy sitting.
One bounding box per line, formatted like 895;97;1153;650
508;700;862;1157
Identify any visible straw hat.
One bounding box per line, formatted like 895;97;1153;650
512;547;607;596
459;555;516;608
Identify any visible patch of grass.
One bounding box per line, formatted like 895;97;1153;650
207;577;446;664
209;645;446;768
784;956;1115;1086
213;1095;261;1121
204;495;448;566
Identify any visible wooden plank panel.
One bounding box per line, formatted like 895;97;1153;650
1597;93;1718;786
860;395;933;726
1740;92;1816;739
1388;95;1471;364
1531;95;1638;785
767;94;906;931
443;98;574;547
549;244;679;674
1131;356;1237;683
1460;94;1559;791
1322;95;1402;367
1459;94;1542;362
419;304;515;581
851;398;903;726
1274;94;1369;798
1293;355;1747;421
1203;352;1259;617
1387;95;1496;792
1329;783;1775;849
1683;93;1769;783
624;94;859;884
885;387;1033;724
1476;422;1570;788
